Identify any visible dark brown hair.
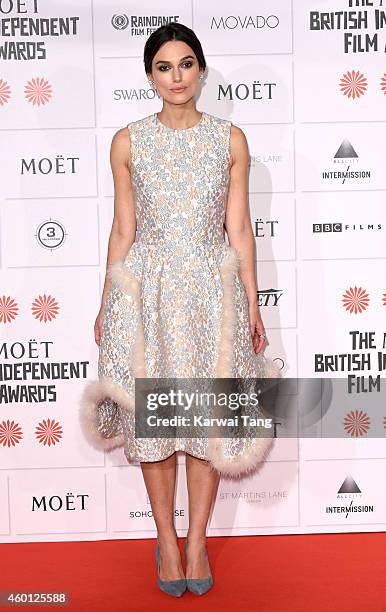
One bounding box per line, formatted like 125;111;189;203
143;22;206;76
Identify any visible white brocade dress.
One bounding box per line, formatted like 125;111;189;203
80;111;280;477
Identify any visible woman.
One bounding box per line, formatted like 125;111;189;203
80;23;280;598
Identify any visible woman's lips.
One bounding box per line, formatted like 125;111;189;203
171;87;186;92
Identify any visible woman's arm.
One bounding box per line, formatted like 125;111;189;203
225;124;266;354
94;127;137;345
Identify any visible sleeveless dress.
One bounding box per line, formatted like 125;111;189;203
79;111;281;477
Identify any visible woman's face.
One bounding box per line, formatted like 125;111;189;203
148;39;203;104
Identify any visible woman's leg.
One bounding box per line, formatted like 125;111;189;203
140;452;185;580
185;453;220;578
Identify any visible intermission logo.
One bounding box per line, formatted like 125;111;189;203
325;475;374;518
0;0;80;61
111;14;179;37
322;139;371;185
210;14;280;31
35;219;67;251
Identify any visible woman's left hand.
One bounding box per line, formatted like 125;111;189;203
249;302;267;354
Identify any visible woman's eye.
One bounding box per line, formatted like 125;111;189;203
158;61;194;72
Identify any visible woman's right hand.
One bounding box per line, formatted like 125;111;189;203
94;305;105;346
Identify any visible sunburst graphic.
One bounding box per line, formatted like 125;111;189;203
382;292;386;306
0;79;11;106
0;295;19;323
339;70;368;99
35;418;63;446
380;74;386;95
24;77;52;106
0;419;23;447
31;294;59;322
344;410;370;437
342;286;369;314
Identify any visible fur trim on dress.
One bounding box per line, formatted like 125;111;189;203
79;259;146;453
107;258;147;378
207;245;277;478
79;377;133;452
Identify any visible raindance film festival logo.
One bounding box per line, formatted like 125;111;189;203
36;219;67;251
325;475;374;519
322;139;371;185
111;14;179;36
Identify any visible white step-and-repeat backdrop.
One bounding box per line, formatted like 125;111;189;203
1;0;385;543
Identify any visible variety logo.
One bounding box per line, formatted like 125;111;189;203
36;219;67;251
258;288;282;307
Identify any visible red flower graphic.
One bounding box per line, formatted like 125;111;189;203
380;73;386;95
344;410;370;437
342;286;369;314
31;294;59;322
382;293;386;306
0;419;23;447
0;79;11;106
35;418;63;446
24;77;52;106
339;70;368;99
0;295;19;323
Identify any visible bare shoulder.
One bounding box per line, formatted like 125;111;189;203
110;126;131;166
229;123;249;165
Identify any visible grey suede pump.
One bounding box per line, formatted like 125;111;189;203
184;540;213;595
155;542;187;597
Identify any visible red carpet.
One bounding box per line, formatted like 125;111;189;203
2;533;386;611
